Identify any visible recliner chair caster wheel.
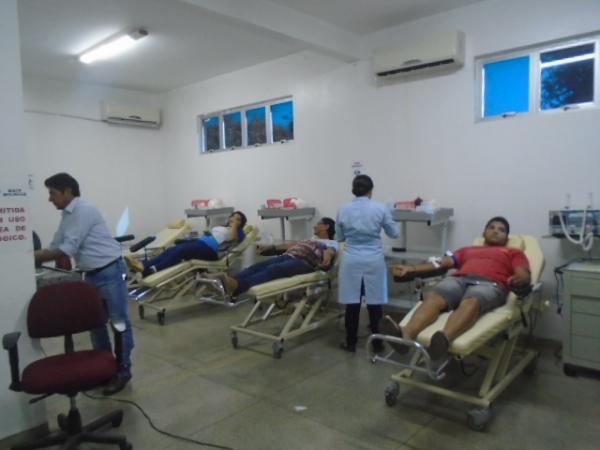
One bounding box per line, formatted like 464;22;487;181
467;407;491;431
57;413;68;432
384;382;399;407
272;342;284;359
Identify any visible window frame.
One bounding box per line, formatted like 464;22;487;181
198;96;293;154
475;34;600;122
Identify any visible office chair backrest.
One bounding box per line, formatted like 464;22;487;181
28;282;108;339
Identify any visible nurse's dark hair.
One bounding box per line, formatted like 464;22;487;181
231;211;247;228
352;174;374;197
321;217;336;240
44;173;80;197
485;216;510;235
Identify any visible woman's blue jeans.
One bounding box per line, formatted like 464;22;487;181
234;255;313;294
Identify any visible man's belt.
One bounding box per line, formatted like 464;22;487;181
85;257;121;277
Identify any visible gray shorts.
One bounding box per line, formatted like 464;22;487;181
431;275;508;315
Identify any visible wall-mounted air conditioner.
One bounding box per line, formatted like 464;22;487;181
373;30;465;79
101;102;161;128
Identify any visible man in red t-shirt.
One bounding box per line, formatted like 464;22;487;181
387;217;531;361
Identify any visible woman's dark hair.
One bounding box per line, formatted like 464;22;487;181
44;173;81;197
231;211;247;228
485;216;510;235
321;217;336;240
351;174;374;197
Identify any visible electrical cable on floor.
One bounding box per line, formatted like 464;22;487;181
83;392;237;450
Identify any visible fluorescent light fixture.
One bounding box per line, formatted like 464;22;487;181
79;29;148;64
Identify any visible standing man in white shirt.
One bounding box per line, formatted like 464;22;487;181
34;173;134;395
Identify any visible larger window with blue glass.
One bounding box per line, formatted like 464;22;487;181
540;43;595;110
478;36;598;120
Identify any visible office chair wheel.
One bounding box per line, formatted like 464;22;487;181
563;363;578;377
138;304;145;320
157;310;166;325
467;408;491;431
384;382;399;407
272;342;284;359
120;442;133;450
111;411;124;427
231;332;238;349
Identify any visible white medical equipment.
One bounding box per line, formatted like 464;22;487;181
257;205;316;241
185;204;234;231
549;209;599;252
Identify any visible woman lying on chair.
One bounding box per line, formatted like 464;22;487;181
209;217;338;297
384;216;531;364
125;211;247;277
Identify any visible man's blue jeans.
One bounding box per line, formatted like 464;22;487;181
234;255;313;294
86;259;134;377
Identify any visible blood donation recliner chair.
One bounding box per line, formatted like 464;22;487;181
368;235;544;431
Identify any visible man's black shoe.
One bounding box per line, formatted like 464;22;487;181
381;315;410;354
103;374;131;396
339;342;356;353
428;331;450;362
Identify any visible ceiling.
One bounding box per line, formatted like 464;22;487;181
18;0;485;93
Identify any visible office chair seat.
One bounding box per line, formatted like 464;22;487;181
21;350;117;395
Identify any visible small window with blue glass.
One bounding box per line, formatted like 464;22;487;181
271;100;294;143
203;116;220;152
482;56;530;118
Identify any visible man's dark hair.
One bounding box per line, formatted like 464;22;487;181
321;217;336;240
231;211;247;229
485;216;510;235
44;173;80;197
352;174;374;197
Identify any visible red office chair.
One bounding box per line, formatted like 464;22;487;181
3;282;132;449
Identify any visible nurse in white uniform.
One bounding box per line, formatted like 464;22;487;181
336;175;400;353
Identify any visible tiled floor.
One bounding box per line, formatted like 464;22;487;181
6;299;600;450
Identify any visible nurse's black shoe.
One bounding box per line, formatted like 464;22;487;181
371;339;385;354
339;342;356;353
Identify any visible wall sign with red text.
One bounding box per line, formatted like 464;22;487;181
0;186;29;252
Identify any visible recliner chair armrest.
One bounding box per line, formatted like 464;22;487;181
2;332;22;392
393;267;449;283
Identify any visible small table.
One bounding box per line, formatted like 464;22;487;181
184;207;234;230
387;208;454;261
257;207;316;241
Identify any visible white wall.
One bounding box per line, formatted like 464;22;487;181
23;76;168;247
162;0;600;338
0;0;45;439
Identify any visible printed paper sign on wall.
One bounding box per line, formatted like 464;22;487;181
0;186;29;253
